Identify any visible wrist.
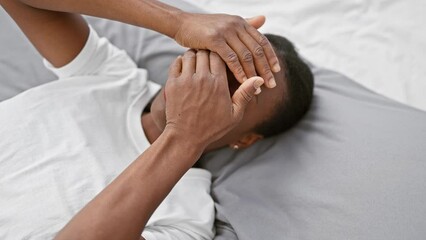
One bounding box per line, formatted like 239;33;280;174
171;11;191;41
163;125;208;153
133;1;187;39
165;9;187;39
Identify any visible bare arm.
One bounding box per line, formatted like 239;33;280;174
56;127;204;239
0;0;185;67
19;0;185;40
1;0;280;87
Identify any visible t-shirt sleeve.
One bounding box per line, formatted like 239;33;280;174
142;168;215;240
43;25;138;79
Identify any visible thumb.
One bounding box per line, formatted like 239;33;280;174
245;15;266;29
232;76;264;119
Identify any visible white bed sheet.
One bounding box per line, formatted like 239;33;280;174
185;0;426;111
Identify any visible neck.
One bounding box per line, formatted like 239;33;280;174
141;113;162;144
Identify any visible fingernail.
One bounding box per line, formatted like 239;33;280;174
269;78;277;88
272;63;281;73
255;87;262;95
253;78;264;88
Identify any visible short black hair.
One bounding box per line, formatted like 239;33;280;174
254;34;314;138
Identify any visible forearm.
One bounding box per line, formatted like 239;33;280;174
19;0;185;38
4;0;280;86
0;0;184;68
55;128;206;240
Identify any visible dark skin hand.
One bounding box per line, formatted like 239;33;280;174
164;50;265;144
174;14;281;88
53;52;263;240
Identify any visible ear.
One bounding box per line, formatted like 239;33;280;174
245;15;266;30
229;133;264;149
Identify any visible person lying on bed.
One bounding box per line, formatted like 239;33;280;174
0;0;313;239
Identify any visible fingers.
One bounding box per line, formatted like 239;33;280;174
209;52;226;74
181;50;196;76
196;50;210;73
245;15;265;30
232;76;264;119
215;23;280;88
237;30;276;88
169;56;182;78
215;43;247;83
227;35;257;80
245;25;281;79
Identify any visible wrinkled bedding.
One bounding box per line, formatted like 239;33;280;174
186;0;426;111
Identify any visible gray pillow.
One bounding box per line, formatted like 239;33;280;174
1;1;426;240
199;65;426;240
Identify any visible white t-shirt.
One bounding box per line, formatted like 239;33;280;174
0;27;215;240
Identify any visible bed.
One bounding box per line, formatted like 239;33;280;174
1;0;426;239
